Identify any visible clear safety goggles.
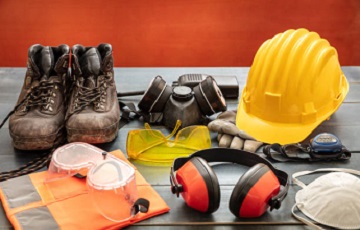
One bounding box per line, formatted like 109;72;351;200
126;120;211;165
46;142;148;222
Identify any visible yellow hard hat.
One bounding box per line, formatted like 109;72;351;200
236;28;349;144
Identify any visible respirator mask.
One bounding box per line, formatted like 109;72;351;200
138;75;227;129
292;168;360;229
46;143;149;222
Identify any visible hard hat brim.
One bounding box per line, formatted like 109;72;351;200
236;101;319;144
236;73;349;145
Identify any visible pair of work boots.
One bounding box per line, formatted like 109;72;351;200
9;44;120;150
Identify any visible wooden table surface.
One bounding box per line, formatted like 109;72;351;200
1;67;360;229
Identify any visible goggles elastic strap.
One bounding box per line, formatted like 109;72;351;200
131;198;150;215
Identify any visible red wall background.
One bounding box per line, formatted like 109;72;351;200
0;0;359;67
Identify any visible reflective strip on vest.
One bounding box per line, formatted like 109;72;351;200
0;150;170;230
0;175;41;208
0;175;59;229
16;207;59;230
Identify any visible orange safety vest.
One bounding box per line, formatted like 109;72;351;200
0;150;170;229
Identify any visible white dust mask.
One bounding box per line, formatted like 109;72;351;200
292;168;360;229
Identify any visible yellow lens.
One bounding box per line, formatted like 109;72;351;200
127;129;166;159
126;125;211;165
175;126;211;148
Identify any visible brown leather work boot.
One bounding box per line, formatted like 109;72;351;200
9;44;70;150
66;44;120;143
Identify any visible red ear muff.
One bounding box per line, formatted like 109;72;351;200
229;163;281;218
175;157;220;213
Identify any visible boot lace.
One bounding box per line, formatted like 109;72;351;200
72;74;111;114
22;80;58;112
0;79;65;182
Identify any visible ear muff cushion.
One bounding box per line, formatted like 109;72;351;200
176;157;220;213
229;163;280;218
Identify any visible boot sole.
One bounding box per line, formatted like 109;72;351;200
10;127;66;151
66;121;119;144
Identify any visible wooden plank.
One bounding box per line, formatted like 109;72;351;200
0;67;359;229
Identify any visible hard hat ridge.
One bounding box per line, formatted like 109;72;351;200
236;28;349;144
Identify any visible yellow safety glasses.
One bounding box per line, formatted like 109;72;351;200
126;120;211;165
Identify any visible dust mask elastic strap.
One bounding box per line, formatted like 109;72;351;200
291;204;324;230
292;168;360;188
292;168;360;229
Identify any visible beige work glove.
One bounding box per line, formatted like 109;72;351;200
208;111;263;153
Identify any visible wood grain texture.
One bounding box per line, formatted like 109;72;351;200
0;67;359;229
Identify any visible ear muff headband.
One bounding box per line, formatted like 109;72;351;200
171;148;289;211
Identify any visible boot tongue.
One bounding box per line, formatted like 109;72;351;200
79;48;101;88
38;46;54;81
